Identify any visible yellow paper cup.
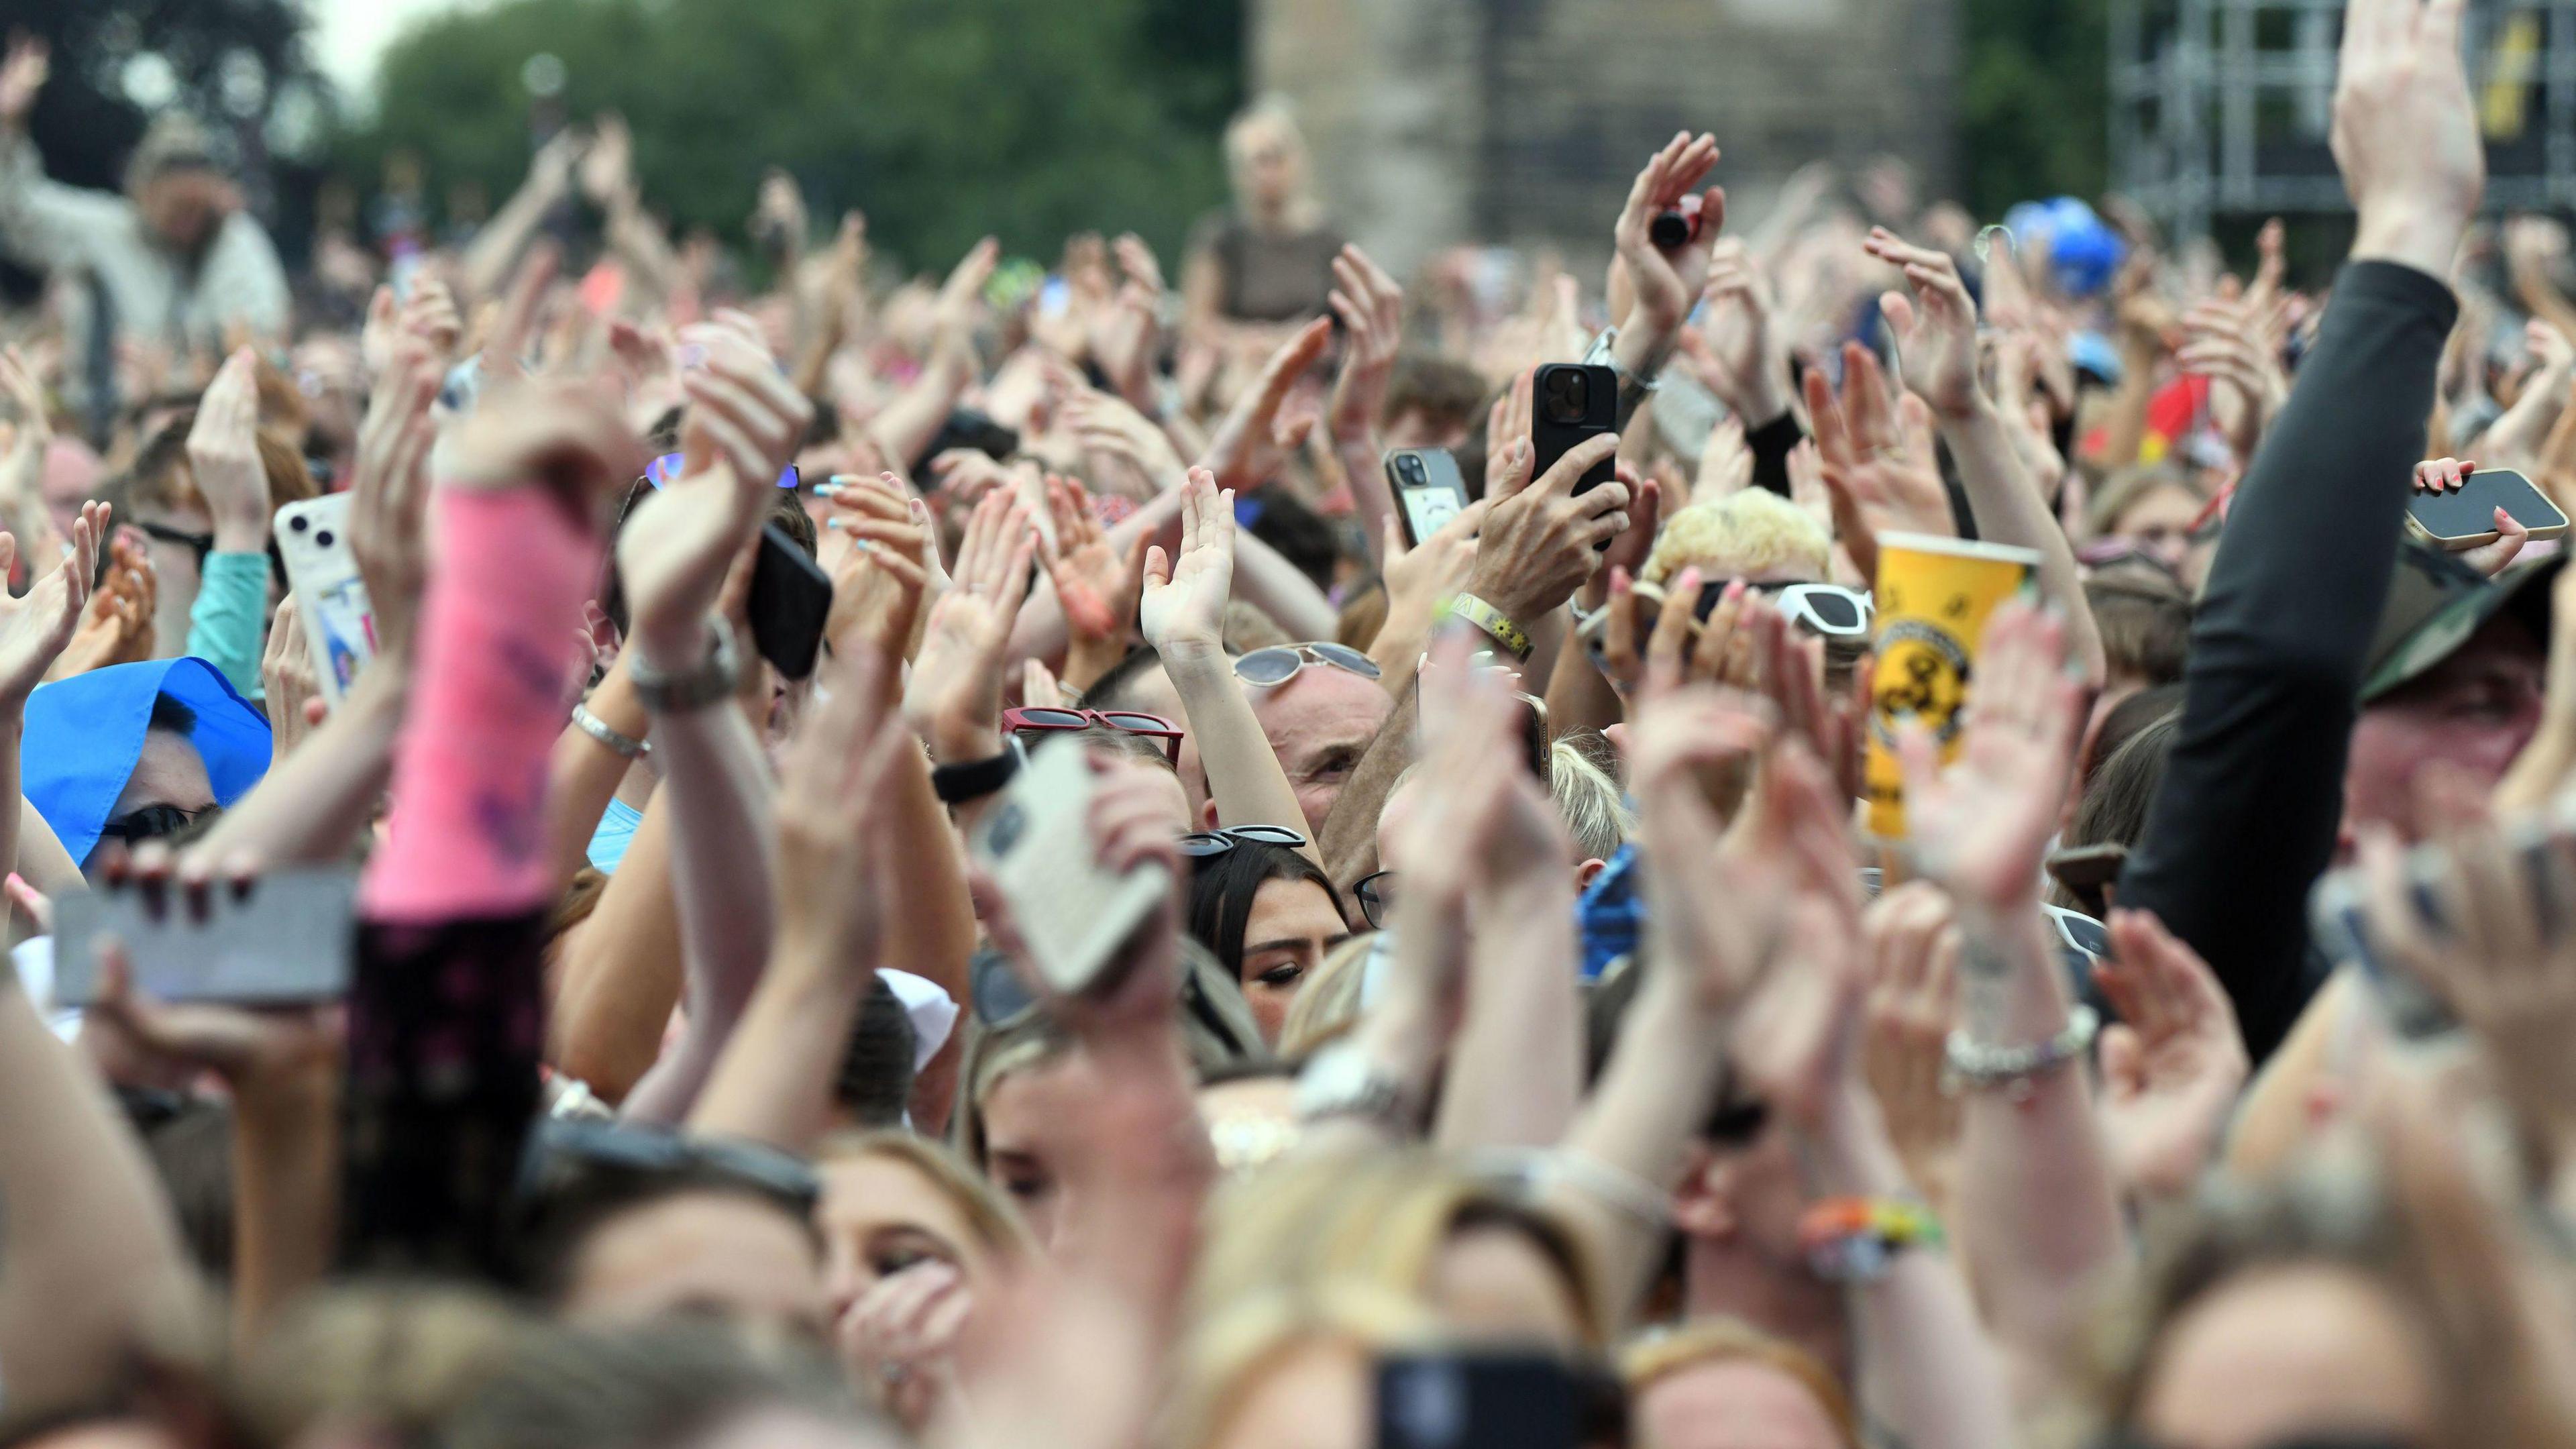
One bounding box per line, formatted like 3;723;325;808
1863;532;2041;839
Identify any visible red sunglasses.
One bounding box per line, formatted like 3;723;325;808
1002;706;1183;763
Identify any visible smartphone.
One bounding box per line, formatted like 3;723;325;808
2044;841;2130;895
1529;363;1617;498
1384;448;1470;547
1374;1351;1621;1449
749;523;834;682
274;494;377;706
52;869;360;1007
2406;466;2570;549
967;741;1173;998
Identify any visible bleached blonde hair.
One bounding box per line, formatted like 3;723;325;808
1643;489;1831;586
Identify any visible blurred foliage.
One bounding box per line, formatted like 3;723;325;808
341;0;1244;277
1960;0;2110;218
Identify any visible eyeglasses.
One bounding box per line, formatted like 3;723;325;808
1177;824;1309;858
2041;903;2110;959
97;803;219;845
1002;706;1182;763
135;519;215;570
642;451;802;492
521;1118;821;1214
1233;642;1383;688
1354;869;1395;929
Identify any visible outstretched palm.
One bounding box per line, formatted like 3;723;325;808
1138;468;1236;657
0;502;100;707
1895;601;2082;910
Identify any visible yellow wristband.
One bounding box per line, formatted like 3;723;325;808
1444;594;1532;661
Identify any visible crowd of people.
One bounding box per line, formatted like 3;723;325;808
0;0;2565;1446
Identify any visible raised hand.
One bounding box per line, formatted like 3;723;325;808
189;349;271;553
1692;239;1788;423
1862;882;1964;1212
615;326;812;666
1039;473;1148;651
1464;432;1628;625
2179;299;2287;464
1613;131;1725;339
0;500;99;707
260;594;323;760
1138;468;1236;660
0;33;46;129
1483;368;1533;499
817;474;933;659
839;1263;972;1431
1804;340;1955;583
53;531;155;678
1894;600;2086;911
933;237;1000;360
1067;390;1187;496
1866;229;1984;423
1201;317;1329;492
2335;0;2482;276
579;112;637;206
1326;245;1405;447
904;492;1038;762
1091;235;1165;409
2092;908;2249;1200
347;344;439;659
773;644;912;964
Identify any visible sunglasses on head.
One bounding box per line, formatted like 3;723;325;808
1233;642;1382;688
643;451;802;492
1002;706;1182;763
1177;824;1309;859
521;1117;822;1214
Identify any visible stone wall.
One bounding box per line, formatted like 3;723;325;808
1253;0;1957;276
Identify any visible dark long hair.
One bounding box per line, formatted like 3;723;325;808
1185;841;1346;985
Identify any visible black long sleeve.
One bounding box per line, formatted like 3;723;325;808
2115;262;2456;1061
1746;411;1805;499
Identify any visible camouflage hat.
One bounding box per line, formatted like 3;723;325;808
2359;541;2560;702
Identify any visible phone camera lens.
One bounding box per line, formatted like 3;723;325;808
1397;455;1424;483
314;529;335;549
1542;368;1589;425
987;802;1026;856
288;515;308;533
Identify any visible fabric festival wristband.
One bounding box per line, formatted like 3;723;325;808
1796;1196;1945;1283
931;749;1020;806
1442;594;1532;661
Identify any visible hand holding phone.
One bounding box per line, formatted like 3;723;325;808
274;494;378;706
1384;448;1472;549
2405;463;2568;551
53;867;359;1008
968;742;1174;999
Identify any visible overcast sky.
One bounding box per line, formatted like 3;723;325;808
306;0;475;101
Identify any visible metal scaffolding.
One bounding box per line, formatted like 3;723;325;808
2110;0;2576;241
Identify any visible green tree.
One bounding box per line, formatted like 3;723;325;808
1960;0;2110;218
342;0;1243;276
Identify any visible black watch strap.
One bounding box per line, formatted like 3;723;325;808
931;749;1021;806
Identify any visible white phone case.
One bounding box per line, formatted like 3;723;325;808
968;742;1173;998
273;494;378;706
52;868;359;1006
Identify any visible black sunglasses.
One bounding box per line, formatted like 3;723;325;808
1177;824;1309;858
97;803;219;845
135;519;215;568
521;1118;821;1214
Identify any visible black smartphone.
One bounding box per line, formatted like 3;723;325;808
749;523;834;682
1384;448;1472;547
2406;466;2570;549
1375;1351;1622;1449
1529;363;1617;498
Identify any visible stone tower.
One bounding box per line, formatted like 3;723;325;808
1252;0;1960;276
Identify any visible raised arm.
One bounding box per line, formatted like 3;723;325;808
0;37;128;276
608;323;814;1122
1898;601;2128;1395
867;240;996;476
1141;469;1318;855
1325;246;1406;568
1868;229;2106;683
2118;0;2482;1057
458;132;579;304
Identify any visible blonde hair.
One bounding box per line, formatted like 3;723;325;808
816;1129;1035;1264
1223;96;1322;231
230;1283;539;1449
1277;932;1377;1058
1175;1283;1436;1449
1621;1318;1860;1448
1548;734;1633;864
1192;1148;1603;1347
950;1009;1074;1171
2086;462;2207;539
1644;490;1831;586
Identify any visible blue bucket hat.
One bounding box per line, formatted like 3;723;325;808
25;658;272;865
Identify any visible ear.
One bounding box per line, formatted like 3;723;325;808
1668;1142;1735;1240
1199;795;1222;832
1574;857;1609;891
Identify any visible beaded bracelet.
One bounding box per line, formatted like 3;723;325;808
1796;1196;1945;1283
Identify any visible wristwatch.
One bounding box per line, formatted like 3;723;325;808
627;619;742;714
1293;1041;1417;1131
1587;325;1660;427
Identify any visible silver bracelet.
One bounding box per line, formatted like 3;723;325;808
570;702;650;759
1943;1006;2099;1101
